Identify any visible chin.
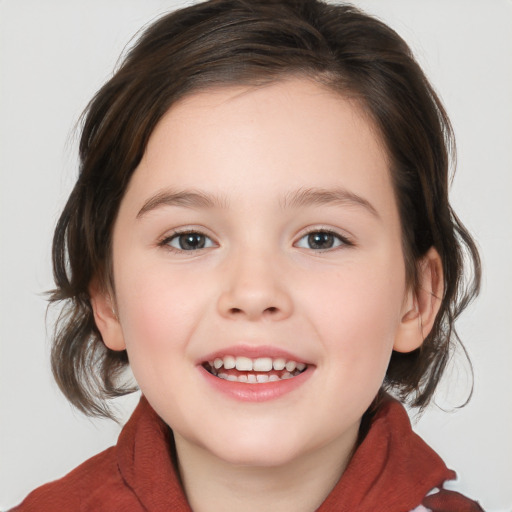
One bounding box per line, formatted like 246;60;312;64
213;443;302;468
201;427;311;468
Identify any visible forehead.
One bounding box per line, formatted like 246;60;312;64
125;79;394;217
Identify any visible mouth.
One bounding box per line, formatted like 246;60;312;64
202;355;308;383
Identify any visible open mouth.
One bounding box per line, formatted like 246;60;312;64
202;355;308;383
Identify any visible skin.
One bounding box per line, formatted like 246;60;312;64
91;79;443;512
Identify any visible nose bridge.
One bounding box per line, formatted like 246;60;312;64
217;242;292;321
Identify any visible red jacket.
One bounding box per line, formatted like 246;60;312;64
11;396;484;511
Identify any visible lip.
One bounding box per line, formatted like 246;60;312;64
199;364;314;402
197;345;314;402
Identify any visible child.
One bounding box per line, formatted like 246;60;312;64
11;0;484;510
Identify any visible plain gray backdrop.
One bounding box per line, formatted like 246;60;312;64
1;1;511;510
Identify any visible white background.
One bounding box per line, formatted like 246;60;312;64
1;1;511;510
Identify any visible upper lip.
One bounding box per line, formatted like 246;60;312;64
198;345;310;365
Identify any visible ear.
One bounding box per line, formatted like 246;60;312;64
394;248;444;353
89;279;126;351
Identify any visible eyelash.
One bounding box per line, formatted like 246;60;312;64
158;228;354;255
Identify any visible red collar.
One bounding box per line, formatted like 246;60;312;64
317;397;455;511
117;396;191;511
116;396;455;511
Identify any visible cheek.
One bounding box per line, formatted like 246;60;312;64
303;258;405;363
114;264;210;355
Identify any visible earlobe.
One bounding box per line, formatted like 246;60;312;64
89;280;126;351
394;248;444;353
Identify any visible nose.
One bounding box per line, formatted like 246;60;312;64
217;250;293;321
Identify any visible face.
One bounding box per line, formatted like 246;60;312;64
96;79;418;469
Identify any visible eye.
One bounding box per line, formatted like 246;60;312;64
295;230;349;251
163;231;215;251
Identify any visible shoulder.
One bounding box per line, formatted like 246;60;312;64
9;396;172;512
9;446;142;512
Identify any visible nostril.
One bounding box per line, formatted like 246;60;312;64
227;306;279;317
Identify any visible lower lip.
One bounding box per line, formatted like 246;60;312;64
199;366;313;402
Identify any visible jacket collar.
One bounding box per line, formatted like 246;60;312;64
117;396;192;511
116;395;454;511
317;396;455;511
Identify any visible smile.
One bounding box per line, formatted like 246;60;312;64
203;355;308;383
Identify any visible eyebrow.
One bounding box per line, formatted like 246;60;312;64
136;186;379;219
137;189;228;218
280;187;380;219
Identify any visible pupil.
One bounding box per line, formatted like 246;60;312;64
308;232;333;249
180;233;205;250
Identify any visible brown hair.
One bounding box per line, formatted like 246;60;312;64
50;0;481;419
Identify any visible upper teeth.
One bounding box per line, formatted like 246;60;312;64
211;356;306;373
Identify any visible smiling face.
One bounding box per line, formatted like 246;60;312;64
92;79;422;470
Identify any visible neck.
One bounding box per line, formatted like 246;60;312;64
174;424;359;512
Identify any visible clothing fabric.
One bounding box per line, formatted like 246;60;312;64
11;396;484;512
